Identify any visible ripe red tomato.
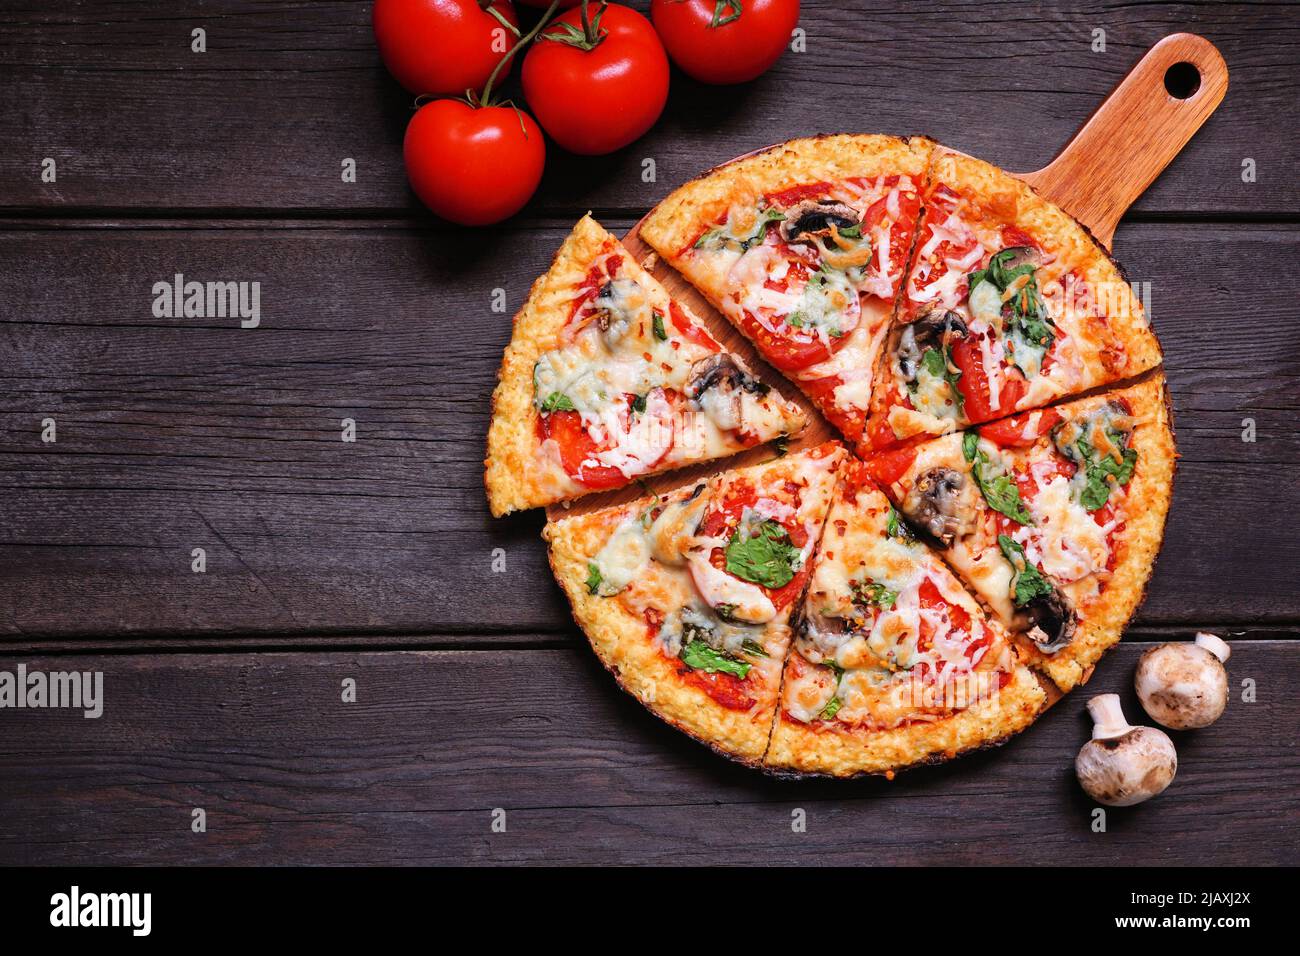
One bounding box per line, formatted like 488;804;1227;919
403;99;545;225
650;0;799;84
373;0;519;96
515;0;582;6
522;4;669;155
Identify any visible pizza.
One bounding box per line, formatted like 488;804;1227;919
544;443;844;763
766;458;1047;776
488;135;1179;777
860;148;1163;453
638;135;932;446
485;214;807;516
862;376;1174;691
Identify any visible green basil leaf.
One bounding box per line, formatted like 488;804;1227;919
585;562;603;596
652;310;667;341
541;392;576;413
741;638;768;658
997;535;1054;606
724;518;801;589
853;579;898;609
818;695;843;720
680;639;751;678
963;431;979;462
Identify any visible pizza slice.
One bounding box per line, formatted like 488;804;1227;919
863;376;1175;691
765;458;1046;777
638;134;932;446
544;442;845;764
861;148;1163;454
486;215;807;516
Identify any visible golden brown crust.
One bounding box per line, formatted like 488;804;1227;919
640;134;933;261
765;665;1047;777
1019;374;1176;691
485;215;608;517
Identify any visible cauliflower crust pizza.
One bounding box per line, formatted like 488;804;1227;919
766;458;1047;776
638;134;932;447
544;443;845;764
487;135;1178;777
861;148;1162;454
863;376;1175;692
485;215;807;516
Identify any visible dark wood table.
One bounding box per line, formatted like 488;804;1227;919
1;1;1296;866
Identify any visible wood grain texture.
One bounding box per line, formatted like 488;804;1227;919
2;222;1296;640
0;642;1294;865
0;2;1295;217
1020;33;1229;247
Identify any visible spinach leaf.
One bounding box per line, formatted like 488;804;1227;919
585;562;603;596
652;310;667;341
741;638;768;658
818;695;843;720
541;392;576;413
1076;437;1138;511
680;640;751;679
631;393;647;415
997;535;1054;606
967;439;1033;525
853;579;898;609
725;518;801;589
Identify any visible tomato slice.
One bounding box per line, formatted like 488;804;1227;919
950;334;1028;424
797;373;865;444
668;301;719;353
977;408;1063;448
539;390;677;489
539;410;627;489
862;447;917;489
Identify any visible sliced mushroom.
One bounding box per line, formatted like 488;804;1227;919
686;354;769;432
778;199;860;245
1135;632;1231;729
592;278;647;349
793;603;854;660
895;311;968;382
1017;586;1078;653
1075;694;1177;806
901;466;978;547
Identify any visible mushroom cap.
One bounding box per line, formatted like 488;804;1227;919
1135;641;1229;729
1075;725;1178;807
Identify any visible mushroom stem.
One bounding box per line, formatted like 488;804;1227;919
1195;631;1231;663
1087;693;1132;740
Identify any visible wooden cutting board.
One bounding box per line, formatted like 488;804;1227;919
546;33;1227;525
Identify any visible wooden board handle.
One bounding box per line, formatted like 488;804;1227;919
1018;33;1228;249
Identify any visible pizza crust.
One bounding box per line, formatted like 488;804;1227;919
765;664;1047;777
485;215;607;517
1018;373;1176;691
545;506;782;764
640;134;933;260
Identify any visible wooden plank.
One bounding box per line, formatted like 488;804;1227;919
0;642;1294;865
1;221;1296;639
0;2;1294;216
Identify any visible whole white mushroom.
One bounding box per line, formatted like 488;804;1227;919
1075;694;1177;807
1135;632;1231;729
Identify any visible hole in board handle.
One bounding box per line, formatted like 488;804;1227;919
1164;61;1201;99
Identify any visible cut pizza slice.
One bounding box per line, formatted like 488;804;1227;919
486;215;808;516
638;134;933;446
863;375;1175;691
766;457;1047;777
861;148;1163;454
545;442;845;764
